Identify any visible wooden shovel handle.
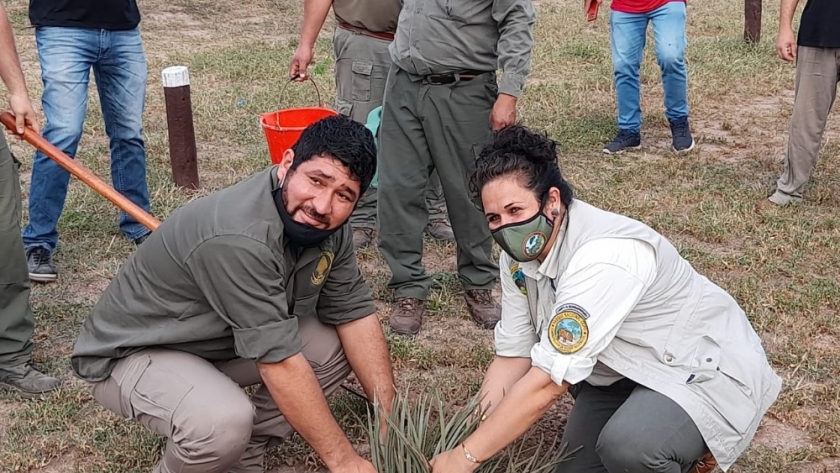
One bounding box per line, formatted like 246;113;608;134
1;111;160;231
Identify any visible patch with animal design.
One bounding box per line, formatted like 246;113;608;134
548;303;590;354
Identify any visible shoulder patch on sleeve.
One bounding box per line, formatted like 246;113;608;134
548;303;589;354
510;263;527;295
311;251;334;286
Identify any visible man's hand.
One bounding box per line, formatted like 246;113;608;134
490;94;518;131
8;92;38;135
430;447;479;473
776;28;797;62
335;456;379;473
289;44;315;81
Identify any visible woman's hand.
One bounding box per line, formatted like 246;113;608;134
430;446;480;473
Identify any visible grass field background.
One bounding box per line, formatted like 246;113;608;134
0;0;838;471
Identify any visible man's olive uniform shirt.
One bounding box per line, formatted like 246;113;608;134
389;0;536;97
71;166;376;382
333;0;402;33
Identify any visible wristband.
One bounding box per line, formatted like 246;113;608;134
462;443;482;464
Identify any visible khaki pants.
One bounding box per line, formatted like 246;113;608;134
88;315;351;473
332;26;447;229
0;131;35;369
377;66;499;300
770;46;840;205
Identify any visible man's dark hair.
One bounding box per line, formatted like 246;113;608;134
289;115;377;194
471;125;574;207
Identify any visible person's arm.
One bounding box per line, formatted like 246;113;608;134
258;356;376;472
777;0;801;61
490;0;536;130
335;313;396;419
430;367;567;473
0;6;39;134
289;0;334;80
478;253;539;416
430;238;657;472
475;356;532;418
185;235;375;472
315;229;395;427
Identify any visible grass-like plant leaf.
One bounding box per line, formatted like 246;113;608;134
364;389;573;472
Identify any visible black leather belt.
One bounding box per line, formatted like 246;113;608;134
424;71;488;85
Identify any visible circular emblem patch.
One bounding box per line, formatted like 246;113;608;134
311;251;334;286
548;307;589;354
522;232;547;259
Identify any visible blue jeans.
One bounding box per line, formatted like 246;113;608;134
22;27;151;252
610;2;689;133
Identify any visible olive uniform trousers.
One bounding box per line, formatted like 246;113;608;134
377;66;499;300
333;26;447;229
0;131;35;369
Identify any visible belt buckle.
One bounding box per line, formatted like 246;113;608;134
426;74;454;85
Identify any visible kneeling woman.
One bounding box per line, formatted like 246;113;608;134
430;126;781;473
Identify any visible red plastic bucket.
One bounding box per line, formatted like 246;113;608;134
260;78;338;164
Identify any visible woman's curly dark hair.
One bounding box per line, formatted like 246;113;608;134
471;125;574;207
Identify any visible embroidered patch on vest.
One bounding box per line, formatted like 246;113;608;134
311;251;334;286
548;303;590;354
510;263;527;295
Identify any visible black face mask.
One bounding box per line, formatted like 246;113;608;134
273;187;340;248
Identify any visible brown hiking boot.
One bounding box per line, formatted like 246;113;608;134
464;289;500;329
353;227;376;250
424;218;454;242
389;297;426;336
0;364;61;399
691;453;717;473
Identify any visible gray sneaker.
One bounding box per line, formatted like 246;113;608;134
0;364;61;399
26;247;57;283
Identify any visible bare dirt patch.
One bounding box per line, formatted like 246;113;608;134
753;417;813;451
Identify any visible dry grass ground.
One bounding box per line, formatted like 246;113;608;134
0;0;838;471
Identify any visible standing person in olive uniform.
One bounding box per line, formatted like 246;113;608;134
378;0;536;336
71;116;395;473
0;4;61;398
288;0;454;250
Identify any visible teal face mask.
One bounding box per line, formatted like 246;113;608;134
491;209;555;262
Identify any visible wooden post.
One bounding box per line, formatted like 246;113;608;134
162;66;200;189
745;0;762;43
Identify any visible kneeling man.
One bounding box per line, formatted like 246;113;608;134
71;116;394;473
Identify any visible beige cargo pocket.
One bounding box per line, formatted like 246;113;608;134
351;61;373;102
119;355;194;435
115;354;153;420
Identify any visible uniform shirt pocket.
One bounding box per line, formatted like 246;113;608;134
686;336;758;435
